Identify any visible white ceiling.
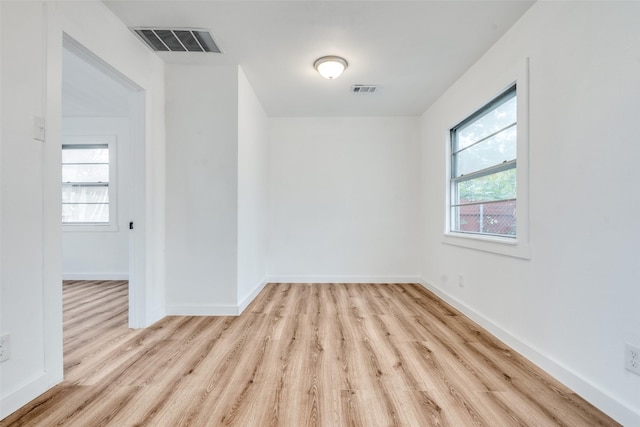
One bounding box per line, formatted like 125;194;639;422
104;0;535;117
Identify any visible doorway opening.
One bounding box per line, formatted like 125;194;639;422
61;35;146;329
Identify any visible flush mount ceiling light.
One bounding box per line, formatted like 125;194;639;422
314;56;348;80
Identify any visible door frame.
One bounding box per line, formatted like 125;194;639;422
61;34;147;328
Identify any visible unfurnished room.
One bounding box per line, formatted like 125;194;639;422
1;1;639;425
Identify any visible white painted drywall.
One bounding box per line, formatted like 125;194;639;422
418;2;640;424
237;68;269;308
61;117;130;280
0;0;166;418
0;2;48;416
268;117;420;282
165;64;239;314
62;46;131;118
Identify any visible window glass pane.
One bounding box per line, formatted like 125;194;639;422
62;143;112;225
452;200;517;236
454;126;516;177
450;84;517;238
62;185;108;203
61;147;108;164
455;168;516;205
62;164;109;183
456;94;516;151
62;203;109;223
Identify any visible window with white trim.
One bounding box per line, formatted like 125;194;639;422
62;137;116;227
450;85;517;238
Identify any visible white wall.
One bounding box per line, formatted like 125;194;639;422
268;117;420;282
165;64;239;314
1;1;48;417
0;0;166;418
165;64;271;315
237;68;269;308
61;117;130;280
418;2;640;425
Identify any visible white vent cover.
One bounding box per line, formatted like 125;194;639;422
132;28;222;53
351;85;377;93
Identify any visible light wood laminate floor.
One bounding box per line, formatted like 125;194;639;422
1;281;618;426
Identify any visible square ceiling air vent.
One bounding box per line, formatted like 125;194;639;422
132;28;222;53
351;85;377;93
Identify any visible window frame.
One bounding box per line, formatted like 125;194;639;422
443;58;530;259
62;135;118;232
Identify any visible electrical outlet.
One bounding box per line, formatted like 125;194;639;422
458;274;464;288
0;333;10;363
625;343;640;375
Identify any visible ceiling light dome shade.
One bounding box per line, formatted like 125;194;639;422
314;56;348;79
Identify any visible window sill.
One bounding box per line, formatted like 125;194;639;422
62;223;119;233
443;231;530;259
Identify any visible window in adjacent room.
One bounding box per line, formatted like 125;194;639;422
449;85;517;238
62;137;116;227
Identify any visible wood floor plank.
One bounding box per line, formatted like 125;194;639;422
1;281;620;427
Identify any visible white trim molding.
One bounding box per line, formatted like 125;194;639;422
166;304;240;316
443;57;530;260
266;275;422;284
0;372;49;420
62;273;128;280
238;276;269;314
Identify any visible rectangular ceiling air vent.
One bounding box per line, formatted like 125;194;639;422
132;28;222;53
351;85;377;93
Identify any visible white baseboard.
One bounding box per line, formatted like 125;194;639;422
165;277;422;317
145;304;166;327
418;279;640;427
165;304;240;316
62;273;128;280
166;277;270;317
238;276;268;314
267;275;421;284
0;372;50;420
